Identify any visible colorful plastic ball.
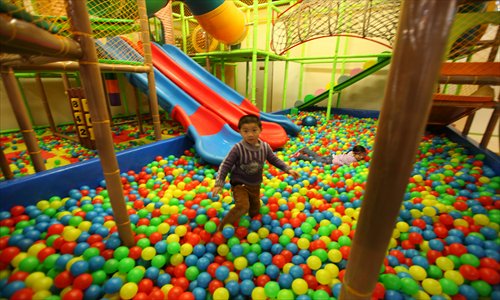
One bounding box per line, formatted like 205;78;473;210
264;281;280;298
277;289;295;300
120;282;138;300
213;287;230;300
291;278;308;295
422;278;442;295
302;116;318;127
103;277;123;294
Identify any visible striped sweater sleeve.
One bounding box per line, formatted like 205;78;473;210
264;143;291;172
215;144;240;187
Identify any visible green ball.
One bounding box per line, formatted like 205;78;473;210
277;289;295;300
83;247;100;260
43;254;60;270
279;235;291;246
311;249;328;262
427;265;443;279
69;216;83;227
252;262;266;276
118;258;135;274
114;246;130;260
204;221;217;233
19;256;40;272
380;274;401;291
439;278;458;296
0;226;11;237
471;280;492;297
127;267;145;283
400;277;419;295
264;281;280;298
103;258;120;274
338;236;351;247
312;290;330;300
460;253;480;267
195;215;208;225
185;266;200;281
137;238;151;249
92;270;107;285
167;242;181;254
151;255;167;268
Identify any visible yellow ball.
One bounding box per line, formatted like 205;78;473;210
444;270;464;285
328;249;342;263
141;247;156;261
283;228;295;239
157;223;170;234
251;287;267;300
292;278;308;295
12;253;28;268
422;206;437;217
422;278;442;295
180;243;193;256
62;227;81;242
33;290;52;300
32;277;53;292
175;225;188;237
247;232;260;244
213;287;230;300
166;234;180;243
217;244;230;256
120;282;138;300
409;265;427;281
307;256;322;270
25;272;45;287
170;253;184;266
415;290;431;300
27;244;46;257
234;257;248;270
257;227;269;239
472;214;489;226
324;263;339;278
316;269;332;285
436;257;454;271
297;238;310;250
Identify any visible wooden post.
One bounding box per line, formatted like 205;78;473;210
1;67;46;173
0;145;14;180
35;74;58;133
137;0;162;140
462;112;475;136
132;87;144;134
66;0;134;246
339;1;457;299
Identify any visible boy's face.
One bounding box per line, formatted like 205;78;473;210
353;152;366;161
239;123;262;145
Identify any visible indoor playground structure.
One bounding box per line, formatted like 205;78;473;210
0;0;499;300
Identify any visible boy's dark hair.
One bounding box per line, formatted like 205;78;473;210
352;145;367;154
238;114;262;129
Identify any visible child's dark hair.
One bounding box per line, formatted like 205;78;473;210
352;145;367;154
238;114;262;129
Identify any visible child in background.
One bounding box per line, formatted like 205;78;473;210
212;114;300;231
292;145;367;165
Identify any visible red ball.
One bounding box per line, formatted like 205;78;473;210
62;289;83;300
132;292;149;300
10;206;25;217
408;232;423;244
54;271;74;289
11;288;34;300
479;267;500;285
339;246;350;260
448;243;467;257
459;264;480;281
8;271;29;283
138;279;154;294
272;255;287;269
372;282;385;299
0;247;20;264
167;286;184;300
303;274;318;290
73;274;93;290
208;280;224;294
255;274;271;287
178;292;195;300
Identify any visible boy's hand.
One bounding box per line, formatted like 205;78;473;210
288;169;300;179
212;186;222;196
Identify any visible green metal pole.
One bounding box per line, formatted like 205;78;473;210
180;2;187;53
250;0;259;106
15;78;35;126
261;0;273;113
282;54;290;110
327;36;342;121
117;74;129;115
221;60;225;83
297;44;306;101
245;61;250;98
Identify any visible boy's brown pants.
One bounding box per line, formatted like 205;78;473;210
218;184;261;229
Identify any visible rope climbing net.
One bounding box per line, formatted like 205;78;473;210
271;0;401;55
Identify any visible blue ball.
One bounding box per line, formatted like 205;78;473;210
84;284;103;300
103;277;123;294
225;280;240;296
70;260;89;276
215;266;230;281
240;279;255;296
192;287;207;300
278;273;293;288
302;116;318;126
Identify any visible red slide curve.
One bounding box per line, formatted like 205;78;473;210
150;44;288;149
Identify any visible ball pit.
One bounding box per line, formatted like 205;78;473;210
0;111;499;300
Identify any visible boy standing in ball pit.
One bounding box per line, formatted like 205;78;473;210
292;145;367;165
212;114;300;231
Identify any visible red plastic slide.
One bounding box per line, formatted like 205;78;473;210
150;44;288;149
